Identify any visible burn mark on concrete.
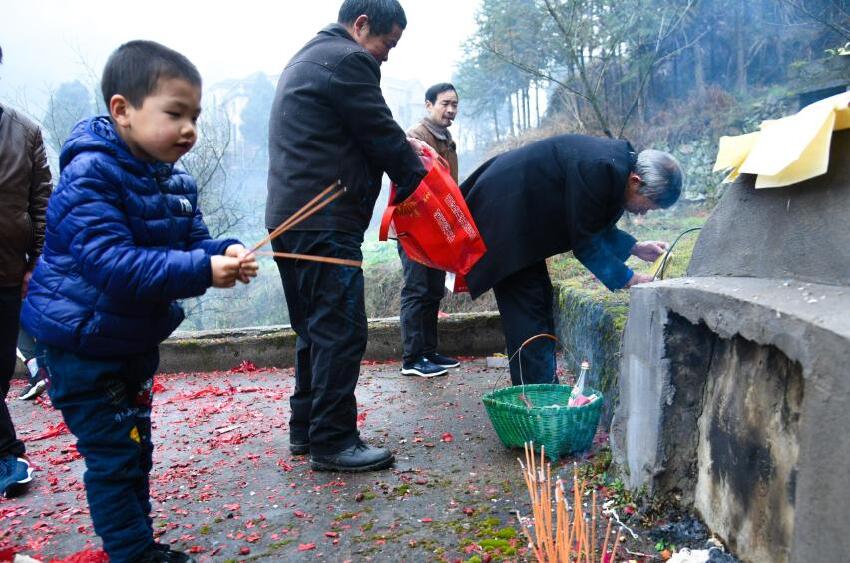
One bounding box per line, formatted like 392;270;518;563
708;419;774;514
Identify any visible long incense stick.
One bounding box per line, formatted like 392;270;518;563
601;517;613;563
611;528;623;563
519;441;623;562
254;251;362;268
249;181;344;255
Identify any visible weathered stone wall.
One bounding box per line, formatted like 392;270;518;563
611;277;850;563
553;283;628;427
662;313;803;563
688;130;850;287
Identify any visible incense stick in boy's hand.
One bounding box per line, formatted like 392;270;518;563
226;244;260;284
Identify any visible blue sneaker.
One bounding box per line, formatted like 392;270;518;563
425;352;460;369
400;357;447;378
0;455;33;497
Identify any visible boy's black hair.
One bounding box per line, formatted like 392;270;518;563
101;40;201;108
338;0;407;35
425;83;457;104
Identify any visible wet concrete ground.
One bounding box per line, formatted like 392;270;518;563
3;359;548;562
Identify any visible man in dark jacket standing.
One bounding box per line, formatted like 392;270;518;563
266;0;426;472
461;134;682;385
0;45;52;496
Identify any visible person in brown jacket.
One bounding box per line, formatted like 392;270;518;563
398;83;461;378
0;45;52;496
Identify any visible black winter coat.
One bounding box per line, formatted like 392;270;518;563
461;134;638;298
266;24;426;234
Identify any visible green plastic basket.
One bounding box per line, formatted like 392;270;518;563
482;383;604;460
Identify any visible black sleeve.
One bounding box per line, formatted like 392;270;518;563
329;52;426;200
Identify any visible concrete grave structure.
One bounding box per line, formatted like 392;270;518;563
611;131;850;562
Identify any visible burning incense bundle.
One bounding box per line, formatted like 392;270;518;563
517;442;625;562
248;181;361;267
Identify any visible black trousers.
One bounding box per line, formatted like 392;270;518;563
272;231;366;456
0;286;26;458
397;242;446;364
492;261;557;386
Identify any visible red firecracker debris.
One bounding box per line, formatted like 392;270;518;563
53;549;110;563
230;360;258;373
441;432;454;442
298;543;316;551
30;421;69;441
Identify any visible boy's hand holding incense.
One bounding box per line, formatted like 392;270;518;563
211;255;242;288
226;244;259;283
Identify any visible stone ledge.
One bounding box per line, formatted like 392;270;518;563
158;311;505;373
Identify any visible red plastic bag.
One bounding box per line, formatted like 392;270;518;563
380;145;486;281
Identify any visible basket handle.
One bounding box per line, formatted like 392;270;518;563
492;333;563;406
516;333;560;389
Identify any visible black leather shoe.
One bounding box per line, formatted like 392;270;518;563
311;440;395;472
426;352;460;369
290;440;310;455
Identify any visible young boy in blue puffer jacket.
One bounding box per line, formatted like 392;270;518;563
21;41;258;563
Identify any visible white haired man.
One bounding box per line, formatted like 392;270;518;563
460;134;683;385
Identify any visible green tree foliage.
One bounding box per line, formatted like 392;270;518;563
457;0;850;199
460;0;850;146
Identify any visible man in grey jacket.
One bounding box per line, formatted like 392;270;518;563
266;0;425;472
0;45;52;496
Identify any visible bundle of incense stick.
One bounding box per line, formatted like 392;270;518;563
518;442;624;562
247;181;361;267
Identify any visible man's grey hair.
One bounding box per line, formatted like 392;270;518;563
634;149;683;208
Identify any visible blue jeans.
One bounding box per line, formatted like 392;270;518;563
46;346;159;563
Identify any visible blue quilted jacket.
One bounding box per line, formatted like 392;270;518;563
21;116;238;357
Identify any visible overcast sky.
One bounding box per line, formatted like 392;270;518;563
0;0;481;115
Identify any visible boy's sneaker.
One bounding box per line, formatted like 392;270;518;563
18;367;49;400
400;357;447;378
0;455;34;498
425;352;460;369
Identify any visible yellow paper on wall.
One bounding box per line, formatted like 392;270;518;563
714;132;759;183
713;91;850;189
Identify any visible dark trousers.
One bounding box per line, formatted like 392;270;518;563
492;261;557;386
46;346;159;563
397;242;446;364
17;326;43;365
272;231;366;456
0;286;25;458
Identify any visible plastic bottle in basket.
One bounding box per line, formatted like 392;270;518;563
568;360;592;407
